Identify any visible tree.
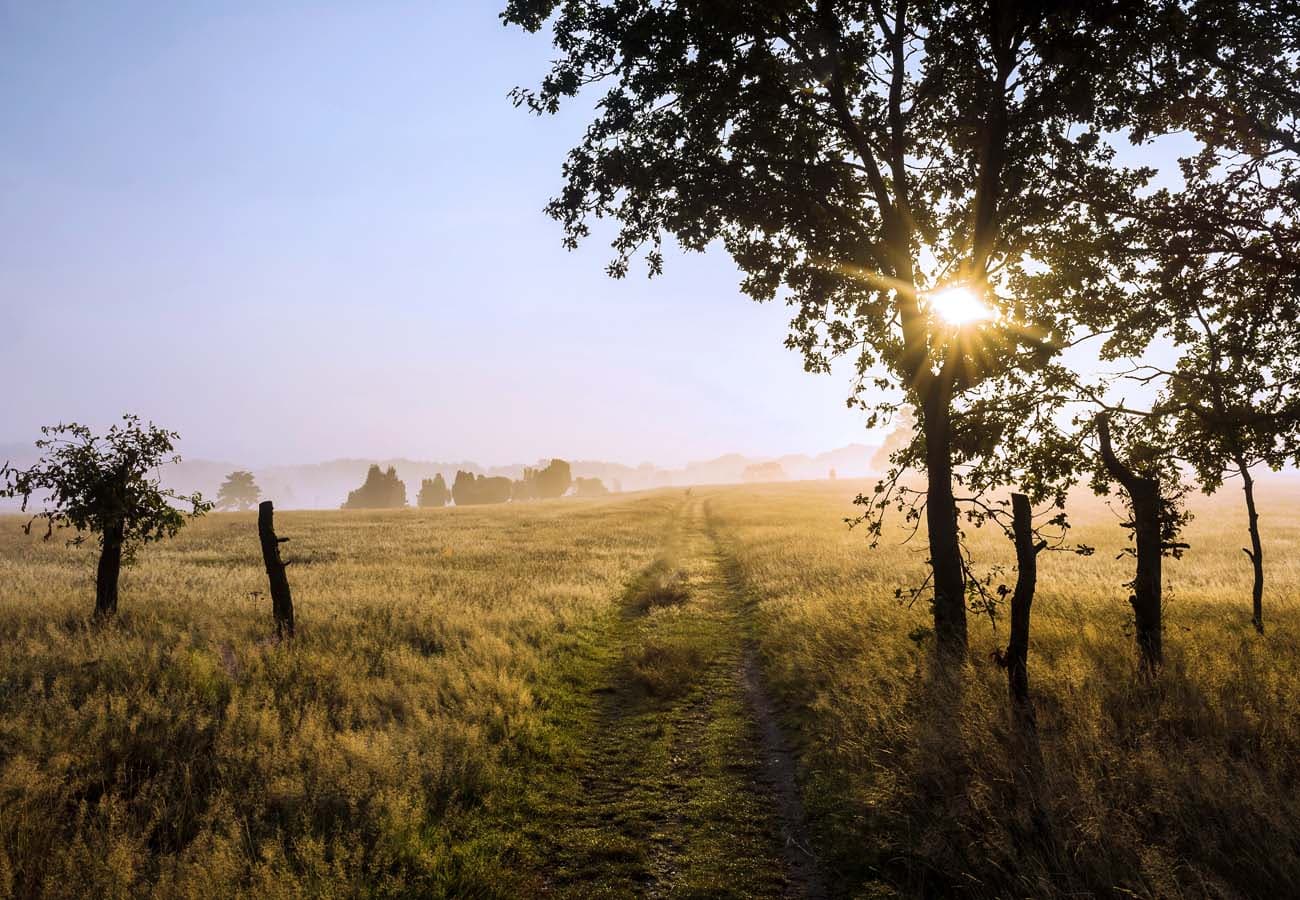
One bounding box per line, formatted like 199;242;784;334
870;365;1092;697
342;465;407;509
417;473;451;508
1084;2;1300;635
452;470;512;506
1126;150;1300;634
506;0;1149;660
0;416;210;618
574;476;609;497
534;459;572;500
1092;413;1190;672
216;470;261;511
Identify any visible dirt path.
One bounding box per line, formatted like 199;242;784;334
533;495;828;898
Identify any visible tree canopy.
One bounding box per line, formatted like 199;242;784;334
418;473;451;508
0;415;210;616
216;470;261;512
505;0;1159;656
342;465;408;509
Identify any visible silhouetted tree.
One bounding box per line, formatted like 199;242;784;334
511;474;538;502
452;470;512;506
1069;0;1300;635
342;465;407;509
216;470;261;511
506;0;1152;660
452;470;475;506
574;476;608;498
1126;156;1300;633
534;459;571;500
417;473;450;508
0;416;210;618
1093;414;1190;673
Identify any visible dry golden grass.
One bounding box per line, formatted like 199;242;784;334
0;495;677;898
705;478;1300;898
2;480;1298;898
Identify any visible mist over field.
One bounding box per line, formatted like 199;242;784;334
3;2;1299;899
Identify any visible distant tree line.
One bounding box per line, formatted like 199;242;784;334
335;458;603;509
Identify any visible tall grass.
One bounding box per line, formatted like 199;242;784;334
706;479;1300;898
4;480;1299;897
0;495;675;898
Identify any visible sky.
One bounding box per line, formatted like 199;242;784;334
0;3;1198;469
0;1;881;467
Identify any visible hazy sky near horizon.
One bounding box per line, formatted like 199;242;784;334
1;3;1195;468
0;1;886;467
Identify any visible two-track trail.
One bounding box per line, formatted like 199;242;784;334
529;493;829;898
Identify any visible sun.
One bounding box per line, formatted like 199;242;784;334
926;285;995;326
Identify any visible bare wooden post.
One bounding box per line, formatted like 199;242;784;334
258;501;294;638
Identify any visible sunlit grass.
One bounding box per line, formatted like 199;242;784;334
0;495;676;897
2;480;1299;896
706;478;1300;897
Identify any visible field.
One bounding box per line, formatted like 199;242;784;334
2;480;1300;898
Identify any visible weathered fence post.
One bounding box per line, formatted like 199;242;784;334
258;500;295;638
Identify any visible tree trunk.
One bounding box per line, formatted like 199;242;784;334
1096;415;1162;672
1006;492;1041;715
923;387;967;659
95;520;125;618
258;501;295;638
1237;459;1264;634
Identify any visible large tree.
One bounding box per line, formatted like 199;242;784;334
0;416;210;618
1089;1;1300;635
506;0;1147;658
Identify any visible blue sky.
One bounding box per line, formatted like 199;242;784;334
1;3;1191;468
0;1;873;466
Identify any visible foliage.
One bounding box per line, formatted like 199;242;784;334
518;459;572;501
1130;153;1300;491
417;473;450;508
573;476;608;498
452;470;513;506
215;470;261;512
341;465;407;509
0;415;210;560
505;0;1161;654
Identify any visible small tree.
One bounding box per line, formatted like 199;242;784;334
0;416;210;618
452;471;512;506
417;473;450;508
534;459;572;500
1092;413;1191;673
342;465;407;509
216;470;261;511
574;476;608;498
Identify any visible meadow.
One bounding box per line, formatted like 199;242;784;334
1;480;1299;898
